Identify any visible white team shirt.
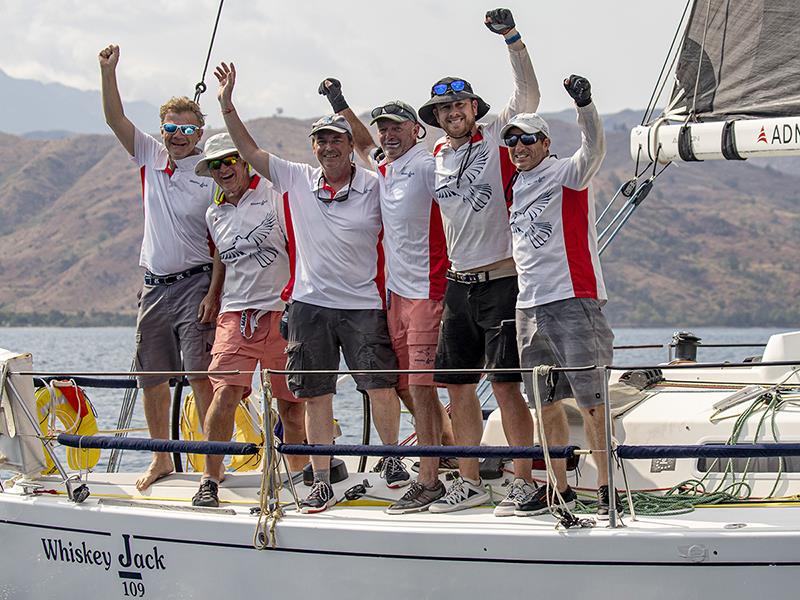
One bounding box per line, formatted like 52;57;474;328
267;156;386;310
370;144;448;300
206;175;290;314
132;128;214;275
433;46;540;271
510;104;607;308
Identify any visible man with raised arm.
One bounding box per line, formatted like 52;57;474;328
190;132;308;508
502;76;618;518
98;45;221;491
214;62;409;513
318;82;456;514
411;9;539;515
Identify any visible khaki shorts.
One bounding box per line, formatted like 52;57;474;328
387;291;443;390
135;272;215;388
516;297;614;408
208;310;297;401
285;301;398;398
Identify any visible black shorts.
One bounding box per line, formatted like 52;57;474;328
434;276;521;385
285;301;399;398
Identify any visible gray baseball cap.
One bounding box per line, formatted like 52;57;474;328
309;114;353;137
500;113;551;139
369;100;419;125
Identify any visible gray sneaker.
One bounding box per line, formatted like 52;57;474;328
386;480;446;515
428;477;490;513
493;478;537;517
300;480;336;514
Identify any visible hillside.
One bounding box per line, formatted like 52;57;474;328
0;112;798;327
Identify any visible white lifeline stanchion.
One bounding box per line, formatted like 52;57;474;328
601;366;620;528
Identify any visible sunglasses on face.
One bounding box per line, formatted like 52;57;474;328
208;155;240;170
370;103;417;123
503;132;544;147
162;123;200;135
432;79;467;96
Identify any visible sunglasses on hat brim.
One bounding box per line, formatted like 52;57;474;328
370;102;417;123
431;80;467;96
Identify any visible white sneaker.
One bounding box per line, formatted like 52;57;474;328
428;477;490;513
493;478;536;517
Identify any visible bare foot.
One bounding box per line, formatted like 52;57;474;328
136;454;174;491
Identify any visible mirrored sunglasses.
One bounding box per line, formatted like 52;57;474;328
208;155;240;170
503;132;544;147
432;80;467;96
162;123;200;135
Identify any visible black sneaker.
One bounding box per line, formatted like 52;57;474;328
596;485;624;520
380;456;412;489
192;479;219;507
514;485;577;516
386;480;446;515
300;480;336;514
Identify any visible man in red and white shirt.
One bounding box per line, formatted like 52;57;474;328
215;62;408;513
99;44;221;491
503;75;617;519
318;81;455;513
414;8;540;515
190;133;307;508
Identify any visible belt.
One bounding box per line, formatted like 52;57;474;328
446;266;517;284
144;263;212;286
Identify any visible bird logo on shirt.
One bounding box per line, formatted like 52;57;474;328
219;211;279;268
510;189;553;249
435;142;492;212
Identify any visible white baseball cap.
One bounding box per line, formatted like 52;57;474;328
500;113;551;140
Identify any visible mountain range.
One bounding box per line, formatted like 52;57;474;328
0;74;798;328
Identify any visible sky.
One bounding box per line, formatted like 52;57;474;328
0;1;689;128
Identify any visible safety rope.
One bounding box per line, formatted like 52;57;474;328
193;0;226;104
254;371;285;550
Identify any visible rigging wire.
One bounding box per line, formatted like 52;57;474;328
193;0;226;104
690;0;713;119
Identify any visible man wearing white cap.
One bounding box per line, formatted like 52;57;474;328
415;8;540;516
501;75;617;518
190;133;308;508
318;82;456;514
213;62;408;513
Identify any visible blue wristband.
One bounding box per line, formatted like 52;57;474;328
505;32;521;45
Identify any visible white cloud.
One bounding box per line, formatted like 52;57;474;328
0;0;687;127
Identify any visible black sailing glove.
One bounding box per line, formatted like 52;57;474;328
564;74;592;107
318;78;349;113
484;8;515;34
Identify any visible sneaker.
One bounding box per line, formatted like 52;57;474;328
493;478;537;517
192;479;219;508
596;485;624;520
386;480;446;515
300;480;336;514
515;485;577;516
380;456;412;489
428;477;490;513
411;456;460;474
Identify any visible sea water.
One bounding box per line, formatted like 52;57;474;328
0;326;789;472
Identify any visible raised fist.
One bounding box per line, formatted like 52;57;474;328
485;8;515;35
98;44;120;70
318;78;349;113
564;75;592;107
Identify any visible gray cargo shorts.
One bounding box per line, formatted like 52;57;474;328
134;272;215;388
285;301;399;398
516;297;614;408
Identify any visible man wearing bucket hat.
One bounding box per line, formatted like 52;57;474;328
214;62;409;513
190;132;308;508
415;9;540;515
502;76;617;518
318;81;457;513
99;44;221;491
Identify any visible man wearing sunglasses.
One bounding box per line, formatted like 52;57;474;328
318;82;457;514
503;76;617;518
413;8;540;515
190;132;307;508
215;62;407;513
99;44;221;491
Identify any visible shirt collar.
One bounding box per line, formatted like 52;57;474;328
311;165;367;195
214;174;261;205
382;142;426;172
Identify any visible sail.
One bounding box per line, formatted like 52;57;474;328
672;0;800;119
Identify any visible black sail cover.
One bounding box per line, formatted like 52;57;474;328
673;0;800;119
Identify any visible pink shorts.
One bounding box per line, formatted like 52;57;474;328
208;310;298;402
387;292;443;391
